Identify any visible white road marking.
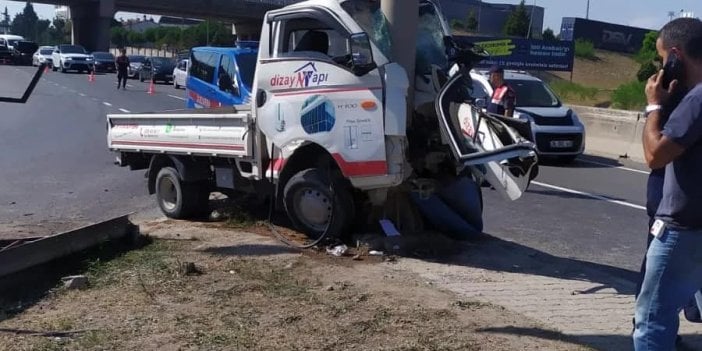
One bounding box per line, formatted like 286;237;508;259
79;93;86;97
168;94;186;101
578;158;649;175
531;181;646;211
92;97;99;101
127;84;134;88
103;102;113;107
119;108;130;113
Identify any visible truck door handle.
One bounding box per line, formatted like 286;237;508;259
256;89;267;108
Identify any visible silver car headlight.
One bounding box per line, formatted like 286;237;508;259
64;56;72;61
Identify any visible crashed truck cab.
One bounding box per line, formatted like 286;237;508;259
255;0;537;237
107;0;537;241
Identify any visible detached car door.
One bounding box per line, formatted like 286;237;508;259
436;72;538;200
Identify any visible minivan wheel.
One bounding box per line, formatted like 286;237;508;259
155;167;210;219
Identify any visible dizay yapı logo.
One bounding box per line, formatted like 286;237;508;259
270;62;329;88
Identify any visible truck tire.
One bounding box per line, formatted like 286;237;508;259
283;168;353;241
155;167;209;219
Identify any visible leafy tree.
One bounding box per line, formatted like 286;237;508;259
637;61;658;82
466;9;478;31
637;31;659;64
48;17;71;44
11;2;39;41
127;31;145;46
503;0;530;38
542;28;557;41
450;19;464;31
110;26;128;47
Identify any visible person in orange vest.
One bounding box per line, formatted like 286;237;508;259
487;65;516;117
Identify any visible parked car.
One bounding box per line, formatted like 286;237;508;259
470;70;585;163
32;46;54;66
138;57;176;83
127;55;145;79
173;59;189;89
91;52;116;73
51;44;94;73
186;46;257;108
0;44;12;64
0;34;24;51
11;41;38;66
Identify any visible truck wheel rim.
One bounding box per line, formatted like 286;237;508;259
159;177;178;211
294;187;332;232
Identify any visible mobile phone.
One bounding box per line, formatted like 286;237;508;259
662;52;684;90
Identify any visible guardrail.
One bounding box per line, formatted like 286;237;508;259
571;105;646;162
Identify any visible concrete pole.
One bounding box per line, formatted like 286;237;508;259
382;0;419;112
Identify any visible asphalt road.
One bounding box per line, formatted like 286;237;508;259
0;65;186;236
0;65;650;278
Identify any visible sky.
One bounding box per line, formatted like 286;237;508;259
0;0;701;33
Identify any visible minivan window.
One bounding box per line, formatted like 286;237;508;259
218;54;238;95
190;51;218;83
236;52;256;89
506;79;561;108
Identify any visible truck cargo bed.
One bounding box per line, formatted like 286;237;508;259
107;108;253;158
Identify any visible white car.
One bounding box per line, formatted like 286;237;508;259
0;34;24;51
470;70;586;163
173;59;189;89
32;46;55;66
51;44;94;73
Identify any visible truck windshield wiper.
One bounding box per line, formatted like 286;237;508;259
0;64;46;104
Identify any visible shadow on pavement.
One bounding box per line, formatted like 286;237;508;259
477;326;702;351
526;188;631;203
438;234;638;295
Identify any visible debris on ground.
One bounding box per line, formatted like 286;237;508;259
61;275;88;290
326;244;348;257
177;262;202;276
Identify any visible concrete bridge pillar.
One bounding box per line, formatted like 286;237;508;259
232;21;261;41
70;0;115;52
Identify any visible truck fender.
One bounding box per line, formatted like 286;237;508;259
147;155;210;194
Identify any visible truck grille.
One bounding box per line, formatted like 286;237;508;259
531;114;573;126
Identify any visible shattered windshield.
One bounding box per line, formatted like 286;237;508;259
340;0;392;60
415;2;448;75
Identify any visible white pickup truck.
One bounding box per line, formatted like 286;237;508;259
108;0;537;239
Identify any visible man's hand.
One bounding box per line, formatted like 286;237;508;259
646;70;678;105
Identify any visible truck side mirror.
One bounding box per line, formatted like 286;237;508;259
350;33;376;76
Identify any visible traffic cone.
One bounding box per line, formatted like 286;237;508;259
43;65;49;74
88;70;95;83
147;78;155;95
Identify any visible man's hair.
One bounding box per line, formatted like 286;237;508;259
659;18;702;60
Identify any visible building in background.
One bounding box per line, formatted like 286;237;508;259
122;16;159;33
560;17;653;54
438;0;544;38
54;5;69;20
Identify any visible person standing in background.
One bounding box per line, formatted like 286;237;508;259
115;48;129;90
487;65;516;117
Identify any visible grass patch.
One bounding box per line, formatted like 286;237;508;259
574;39;597;60
84;238;174;288
611;80;646;110
226;259;311;298
549;80;599;102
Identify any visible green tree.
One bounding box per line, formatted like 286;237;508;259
503;0;530;38
11;2;39;41
110;27;128;47
466;10;478;31
143;27;158;43
48;17;70;44
127;31;146;46
450;19;464;31
542;28;557;41
637;31;659;64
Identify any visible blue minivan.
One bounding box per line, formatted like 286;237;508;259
186;46;258;109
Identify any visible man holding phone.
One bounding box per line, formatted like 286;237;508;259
634;17;702;350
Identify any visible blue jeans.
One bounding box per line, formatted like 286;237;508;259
634;228;702;350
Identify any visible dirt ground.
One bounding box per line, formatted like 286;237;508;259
0;218;592;351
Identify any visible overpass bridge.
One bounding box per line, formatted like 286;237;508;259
7;0;302;51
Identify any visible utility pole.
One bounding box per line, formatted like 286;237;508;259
477;0;482;33
586;0;590;19
526;0;536;38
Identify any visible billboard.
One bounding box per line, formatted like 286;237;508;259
455;36;575;72
560;17;653;53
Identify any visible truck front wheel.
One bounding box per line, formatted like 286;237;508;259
283;168;353;241
155;167;209;219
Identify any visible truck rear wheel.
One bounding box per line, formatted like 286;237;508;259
155;167;209;219
283;168;353;241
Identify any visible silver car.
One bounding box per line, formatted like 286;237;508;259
32;46;54;66
470;71;586;163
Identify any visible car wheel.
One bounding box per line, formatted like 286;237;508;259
139;73;144;82
60;64;66;73
51;63;57;72
283;168;354;241
155;167;210;219
174;80;179;89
